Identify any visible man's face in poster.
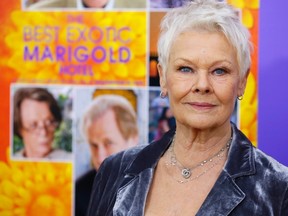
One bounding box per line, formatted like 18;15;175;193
87;108;137;170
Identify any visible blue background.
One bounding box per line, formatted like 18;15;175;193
259;0;288;166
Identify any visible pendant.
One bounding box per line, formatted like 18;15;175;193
181;168;191;179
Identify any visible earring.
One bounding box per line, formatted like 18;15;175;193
160;91;167;98
237;95;243;100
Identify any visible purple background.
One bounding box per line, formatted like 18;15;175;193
259;0;288;166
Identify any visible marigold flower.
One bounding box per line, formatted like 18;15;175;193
0;152;72;216
240;72;258;146
228;0;259;28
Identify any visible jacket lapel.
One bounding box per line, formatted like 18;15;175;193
197;123;256;215
113;169;154;216
196;171;245;216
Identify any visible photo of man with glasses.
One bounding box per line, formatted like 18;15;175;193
12;87;72;160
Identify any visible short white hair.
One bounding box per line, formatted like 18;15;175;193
81;94;138;142
157;0;252;78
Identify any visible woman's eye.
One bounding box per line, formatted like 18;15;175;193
214;68;227;75
178;67;192;73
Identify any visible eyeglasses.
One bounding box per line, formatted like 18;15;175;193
22;119;59;134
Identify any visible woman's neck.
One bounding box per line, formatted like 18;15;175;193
172;122;232;166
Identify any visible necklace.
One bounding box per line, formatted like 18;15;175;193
166;151;227;184
166;136;232;182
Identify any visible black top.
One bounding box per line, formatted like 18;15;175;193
75;169;97;216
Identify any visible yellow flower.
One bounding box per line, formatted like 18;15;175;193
228;0;259;28
228;0;259;9
0;154;72;216
239;72;258;146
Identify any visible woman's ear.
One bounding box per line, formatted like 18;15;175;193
238;69;250;97
157;63;167;93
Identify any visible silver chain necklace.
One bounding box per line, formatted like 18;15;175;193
167;136;232;181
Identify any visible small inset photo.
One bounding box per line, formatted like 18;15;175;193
11;84;73;161
149;0;226;10
77;0;146;10
74;87;148;216
148;88;175;142
149;0;187;9
23;0;77;10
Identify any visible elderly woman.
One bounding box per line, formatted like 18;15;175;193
13;87;71;159
87;0;288;215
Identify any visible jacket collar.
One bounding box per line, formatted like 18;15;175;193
125;123;256;179
224;123;256;178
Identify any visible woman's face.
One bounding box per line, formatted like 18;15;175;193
158;31;248;130
19;99;56;158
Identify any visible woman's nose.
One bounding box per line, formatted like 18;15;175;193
191;72;212;94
